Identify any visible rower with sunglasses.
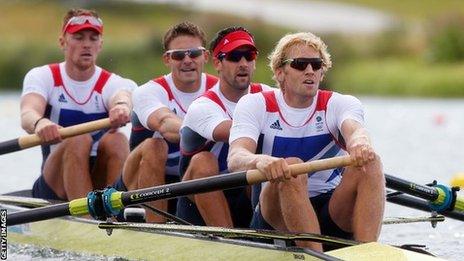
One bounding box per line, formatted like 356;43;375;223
113;22;218;223
228;32;385;251
176;27;272;228
20;9;136;201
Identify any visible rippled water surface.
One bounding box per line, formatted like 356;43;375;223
1;93;463;260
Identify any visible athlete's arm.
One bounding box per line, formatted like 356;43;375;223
228;137;292;182
228;93;291;182
147;108;182;143
341;119;375;167
20;93;61;143
212;120;232;142
108;89;132;129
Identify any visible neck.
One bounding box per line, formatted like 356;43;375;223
282;90;315;109
172;76;201;93
65;62;96;81
219;82;248;103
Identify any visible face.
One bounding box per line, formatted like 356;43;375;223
214;46;256;91
163;35;208;88
276;44;324;100
60;30;102;70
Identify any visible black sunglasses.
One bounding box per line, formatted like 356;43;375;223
166;47;206;61
218;50;257;62
282;58;323;71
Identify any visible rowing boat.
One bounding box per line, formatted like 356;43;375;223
1;191;442;260
2;154;463;260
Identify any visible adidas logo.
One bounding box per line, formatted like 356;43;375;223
270;119;282;130
58;94;67;103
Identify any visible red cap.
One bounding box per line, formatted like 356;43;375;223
64;22;103;34
213;30;256;57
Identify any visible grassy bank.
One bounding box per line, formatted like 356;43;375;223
1;1;464;97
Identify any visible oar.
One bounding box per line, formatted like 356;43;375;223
7;155;354;226
387;191;464;221
385;174;464;220
0;118;111;155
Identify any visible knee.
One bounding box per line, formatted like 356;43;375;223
62;134;92;155
365;155;384;180
140;138;168;161
185;152;219;180
277;174;308;195
98;132;129;156
140;138;168;169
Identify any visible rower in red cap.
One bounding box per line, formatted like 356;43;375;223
20;8;136;201
176;27;272;228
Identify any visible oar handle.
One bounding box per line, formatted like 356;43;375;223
0;118;111;155
246;155;354;184
19;118;111;149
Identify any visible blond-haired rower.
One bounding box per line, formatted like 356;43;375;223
228;32;385;251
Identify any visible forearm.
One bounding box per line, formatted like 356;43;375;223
346;127;371;147
21;109;44;134
228;147;262;172
20;94;47;134
158;117;182;143
110;90;132;110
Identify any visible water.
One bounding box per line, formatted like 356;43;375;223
1;92;463;260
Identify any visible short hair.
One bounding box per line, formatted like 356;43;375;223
62;8;100;28
209;26;254;53
268;32;332;86
163;21;206;51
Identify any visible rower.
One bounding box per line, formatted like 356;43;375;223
20;8;136;201
227;32;385;250
176;27;272;228
113;22;217;223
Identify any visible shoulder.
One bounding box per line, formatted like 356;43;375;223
25;64;53;78
238;91;266;108
135;80;161;94
105;72;137;90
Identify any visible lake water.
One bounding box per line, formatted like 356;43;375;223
1;92;463;260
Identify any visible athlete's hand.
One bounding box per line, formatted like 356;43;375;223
346;135;376;169
109;103;131;131
255;155;293;183
35;119;62;144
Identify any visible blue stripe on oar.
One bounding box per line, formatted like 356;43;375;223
0;138;21;155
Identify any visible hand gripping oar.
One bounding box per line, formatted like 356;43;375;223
7;155;354;226
385;174;464;220
0;118;111;155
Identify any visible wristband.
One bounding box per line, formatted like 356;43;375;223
33;117;46;131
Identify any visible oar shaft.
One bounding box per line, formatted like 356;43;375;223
385;174;438;201
0;118;111;155
387;192;464;221
8;203;71;226
122;155;354;206
7;156;353;225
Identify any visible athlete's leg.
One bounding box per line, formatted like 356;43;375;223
182;151;233;227
329;155;385;242
259;157;322;251
92;131;129;189
43;134;93;200
122;138;168;223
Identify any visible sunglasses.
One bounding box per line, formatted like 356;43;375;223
165;47;206;61
63;16;103;31
282;58;323;71
218;50;257;62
